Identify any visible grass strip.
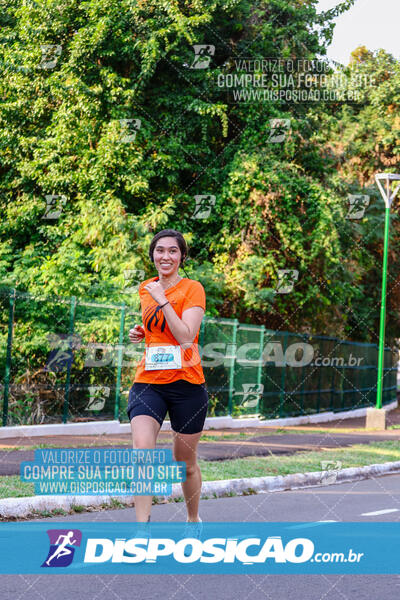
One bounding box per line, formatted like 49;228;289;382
0;441;399;500
198;441;400;480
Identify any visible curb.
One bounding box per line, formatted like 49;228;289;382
0;400;397;439
1;461;400;519
198;460;400;497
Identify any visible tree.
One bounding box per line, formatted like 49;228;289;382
0;0;397;346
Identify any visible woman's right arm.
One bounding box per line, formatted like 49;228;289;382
128;324;145;343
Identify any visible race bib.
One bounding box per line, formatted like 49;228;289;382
144;345;182;370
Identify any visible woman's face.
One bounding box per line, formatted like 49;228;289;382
153;237;182;277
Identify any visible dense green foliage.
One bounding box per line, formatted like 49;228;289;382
0;0;399;347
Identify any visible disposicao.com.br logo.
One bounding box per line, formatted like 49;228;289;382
3;522;395;574
82;534;364;567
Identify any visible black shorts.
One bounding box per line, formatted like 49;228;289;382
127;379;209;434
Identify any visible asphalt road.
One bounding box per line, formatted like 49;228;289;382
1;472;400;599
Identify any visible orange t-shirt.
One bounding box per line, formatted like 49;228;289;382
133;277;206;384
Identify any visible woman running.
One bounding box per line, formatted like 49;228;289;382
127;229;208;534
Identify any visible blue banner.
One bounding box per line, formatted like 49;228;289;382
20;448;186;496
0;522;398;574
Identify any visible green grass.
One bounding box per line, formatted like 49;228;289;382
199;431;255;441
200;427;394;440
198;441;400;480
0;476;34;498
1;441;399;502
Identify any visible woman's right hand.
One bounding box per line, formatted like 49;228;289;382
128;324;145;343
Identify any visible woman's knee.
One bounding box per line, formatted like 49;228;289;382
184;461;200;478
133;436;156;449
131;416;160;448
174;447;198;466
132;428;158;448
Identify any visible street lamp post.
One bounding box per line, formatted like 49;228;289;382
366;173;400;429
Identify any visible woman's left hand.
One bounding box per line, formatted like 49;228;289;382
144;281;168;305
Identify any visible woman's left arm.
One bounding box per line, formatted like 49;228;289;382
144;280;204;348
161;304;204;349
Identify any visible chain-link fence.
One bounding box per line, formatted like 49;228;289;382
204;322;397;419
0;288;397;426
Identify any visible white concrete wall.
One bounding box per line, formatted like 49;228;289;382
0;399;397;438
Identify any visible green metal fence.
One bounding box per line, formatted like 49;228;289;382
0;287;397;426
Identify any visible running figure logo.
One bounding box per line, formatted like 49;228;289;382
44;333;81;372
192;195;216;219
267;118;291;143
41;529;82;568
346;194;370;219
190;45;215;69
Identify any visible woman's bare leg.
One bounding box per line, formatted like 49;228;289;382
173;430;203;521
130;415;161;522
